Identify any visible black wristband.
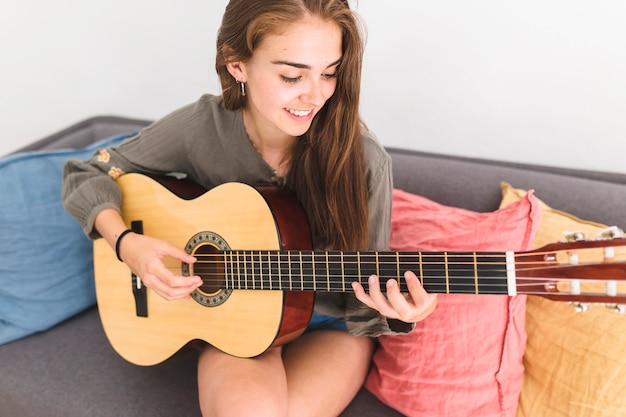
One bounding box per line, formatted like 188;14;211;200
115;229;133;262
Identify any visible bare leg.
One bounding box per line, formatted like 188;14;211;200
197;331;374;417
197;345;289;417
282;330;375;417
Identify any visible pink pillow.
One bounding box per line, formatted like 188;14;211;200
365;188;541;417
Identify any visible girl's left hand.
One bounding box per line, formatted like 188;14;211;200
351;270;437;323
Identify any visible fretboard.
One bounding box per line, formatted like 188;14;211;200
197;250;515;295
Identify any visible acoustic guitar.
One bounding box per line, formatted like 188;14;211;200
93;173;626;365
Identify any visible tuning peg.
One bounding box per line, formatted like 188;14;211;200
598;226;624;239
570;302;590;312
606;304;626;314
563;231;585;242
596;226;624;261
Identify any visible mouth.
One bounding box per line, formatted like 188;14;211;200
286;108;313;119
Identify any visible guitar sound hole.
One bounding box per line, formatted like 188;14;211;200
193;244;225;295
183;231;232;307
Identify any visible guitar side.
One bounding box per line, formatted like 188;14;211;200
94;174;314;365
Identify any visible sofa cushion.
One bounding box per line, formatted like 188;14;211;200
501;183;626;417
365;188;541;417
0;132;134;344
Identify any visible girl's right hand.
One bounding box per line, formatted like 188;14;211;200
116;231;203;301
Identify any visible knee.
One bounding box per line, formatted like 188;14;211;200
197;346;289;417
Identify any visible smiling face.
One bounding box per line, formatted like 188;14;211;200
227;14;343;145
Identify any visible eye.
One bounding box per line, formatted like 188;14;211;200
322;73;338;80
281;75;302;84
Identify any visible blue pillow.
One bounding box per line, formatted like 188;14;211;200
0;132;135;344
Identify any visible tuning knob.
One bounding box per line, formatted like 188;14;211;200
563;231;585;242
570;302;590;312
598;226;624;239
607;304;626;314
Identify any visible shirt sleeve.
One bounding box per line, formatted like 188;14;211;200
342;132;415;337
62;101;200;239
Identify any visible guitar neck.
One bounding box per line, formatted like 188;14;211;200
193;250;514;295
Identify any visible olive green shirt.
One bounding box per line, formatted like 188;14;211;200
62;94;412;337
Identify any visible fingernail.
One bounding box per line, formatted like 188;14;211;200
386;279;396;289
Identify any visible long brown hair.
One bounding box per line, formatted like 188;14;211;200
216;0;369;250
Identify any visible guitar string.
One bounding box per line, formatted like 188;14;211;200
153;249;626;292
154;266;623;287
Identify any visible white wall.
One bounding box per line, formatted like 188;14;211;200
2;0;625;173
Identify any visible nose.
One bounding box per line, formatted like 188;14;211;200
301;78;326;107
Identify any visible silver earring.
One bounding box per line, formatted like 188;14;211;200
239;81;246;96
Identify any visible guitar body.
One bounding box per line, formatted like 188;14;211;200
94;174;314;365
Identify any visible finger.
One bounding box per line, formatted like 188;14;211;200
145;273;202;301
142;259;202;300
404;270;428;299
351;281;368;302
156;242;197;265
384;277;413;318
403;270;438;321
351;278;382;312
366;275;398;318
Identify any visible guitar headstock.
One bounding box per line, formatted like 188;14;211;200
516;227;626;313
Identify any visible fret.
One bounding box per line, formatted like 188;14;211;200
311;251;316;291
254;251;269;289
247;250;253;290
476;252;509;294
269;250;275;289
265;250;272;290
239;251;248;290
232;250;238;289
325;252;345;291
287;251;293;290
244;250;256;290
307;251;326;291
260;250;266;289
251;250;257;290
397;252;421;284
446;252;481;294
376;252;406;290
358;252;378;279
418;252;424;286
298;251;305;291
340;252;345;292
396;252;400;282
236;251;242;289
276;252;283;290
224;251;231;289
473;252;478;294
444;252;449;293
342;251;360;290
419;253;448;293
375;252;380;278
325;252;331;291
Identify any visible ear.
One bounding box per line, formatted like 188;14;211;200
222;44;247;82
226;61;247;83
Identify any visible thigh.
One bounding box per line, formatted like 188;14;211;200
197;345;289;417
282;330;375;417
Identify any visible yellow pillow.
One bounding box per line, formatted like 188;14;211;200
501;183;626;417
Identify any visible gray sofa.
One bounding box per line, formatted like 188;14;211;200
2;116;626;417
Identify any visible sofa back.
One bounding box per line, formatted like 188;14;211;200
388;147;626;229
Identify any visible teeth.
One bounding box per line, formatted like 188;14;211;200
288;109;312;117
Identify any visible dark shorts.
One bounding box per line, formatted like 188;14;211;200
305;313;348;333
